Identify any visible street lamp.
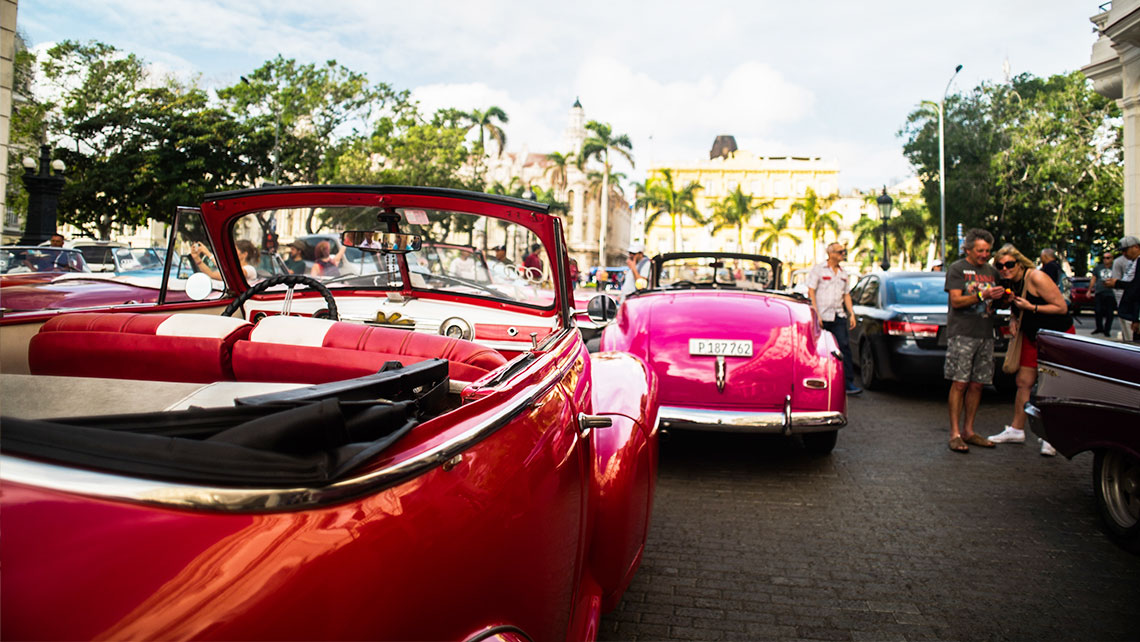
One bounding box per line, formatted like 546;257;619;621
19;145;67;245
937;64;962;264
876;187;894;272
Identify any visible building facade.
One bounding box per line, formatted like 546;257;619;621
644;137;841;269
1083;0;1140;236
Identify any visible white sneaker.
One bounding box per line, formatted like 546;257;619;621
988;426;1026;444
1039;439;1057;457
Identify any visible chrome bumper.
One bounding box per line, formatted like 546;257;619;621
658;405;847;435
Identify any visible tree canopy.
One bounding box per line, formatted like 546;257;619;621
901;71;1122;273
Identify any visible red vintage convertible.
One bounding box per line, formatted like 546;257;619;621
597;252;846;454
0;186;659;641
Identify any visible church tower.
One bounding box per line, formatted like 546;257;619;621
562;97;586;155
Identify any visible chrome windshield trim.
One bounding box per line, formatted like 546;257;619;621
658;405;846;433
0;366;567;514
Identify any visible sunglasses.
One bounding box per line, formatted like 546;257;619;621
994;260;1018;270
830;249;848;254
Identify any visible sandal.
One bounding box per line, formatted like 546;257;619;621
963;434;995;448
948;436;969;453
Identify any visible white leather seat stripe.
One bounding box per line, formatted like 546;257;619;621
155;314;250;339
248;315;334;347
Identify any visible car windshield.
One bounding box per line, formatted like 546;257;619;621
657;256;777;290
231;206;555;309
0;247;89;274
885;277;948;305
113;247;165;272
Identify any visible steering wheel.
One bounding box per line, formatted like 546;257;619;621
670;280;697;288
222;273;339;321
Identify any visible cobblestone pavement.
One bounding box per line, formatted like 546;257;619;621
599;379;1140;641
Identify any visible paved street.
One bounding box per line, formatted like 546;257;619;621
599;342;1140;640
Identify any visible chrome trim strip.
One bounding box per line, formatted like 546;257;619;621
0;367;567;514
1039;360;1140;392
658;405;846;433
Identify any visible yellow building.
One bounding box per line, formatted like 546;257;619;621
644;136;839;269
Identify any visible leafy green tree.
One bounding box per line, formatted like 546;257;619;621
752;212;802;260
640;169;703;252
531;185;569;215
579;120;633;260
711;186;774;251
790;187;839;263
901;71;1122;271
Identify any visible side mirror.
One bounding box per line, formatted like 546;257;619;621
343;231;423;254
184;272;213;301
587;294;619;324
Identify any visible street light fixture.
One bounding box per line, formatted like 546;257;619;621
876;187;894;272
937;64;962;265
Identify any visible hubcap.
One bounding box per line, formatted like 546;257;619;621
1100;451;1140;529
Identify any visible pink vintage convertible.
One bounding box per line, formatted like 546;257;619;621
596;251;846;454
0;186;659;641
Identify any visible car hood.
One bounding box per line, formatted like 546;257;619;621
0;278;160;312
645;291;796;410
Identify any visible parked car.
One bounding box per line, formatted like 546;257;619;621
1069;275;1093;314
849;271;1011;389
0;246;89;284
70;239;130;272
1026;330;1140;551
597;251;846;454
0;185;659;641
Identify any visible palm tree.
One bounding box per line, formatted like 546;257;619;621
462;106;509;163
544;151;573;195
752;212;802;261
711;186;774;251
579;120;634;263
790;187;839;262
641;169;703;252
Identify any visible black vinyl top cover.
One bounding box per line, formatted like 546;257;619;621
1;359;450;487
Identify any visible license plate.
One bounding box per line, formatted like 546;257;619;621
689;339;753;357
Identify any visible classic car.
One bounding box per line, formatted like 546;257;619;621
849;271;1012;389
70;239;130;272
0;246;90;286
596;251;846;454
0;185;660;641
1069;275;1093;315
1026;330;1140;551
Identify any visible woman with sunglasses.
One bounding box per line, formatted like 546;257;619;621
987;244;1074;456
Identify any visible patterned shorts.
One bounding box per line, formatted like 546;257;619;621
943;335;994;384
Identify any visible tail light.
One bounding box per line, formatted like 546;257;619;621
998;324;1013;337
884;320;939;338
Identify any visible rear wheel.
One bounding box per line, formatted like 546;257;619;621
1094;449;1140;551
802;430;838;455
858;340;881;390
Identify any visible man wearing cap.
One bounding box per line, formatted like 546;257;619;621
284;240;308;275
1107;235;1140;341
488;245;512;280
621;242;651;298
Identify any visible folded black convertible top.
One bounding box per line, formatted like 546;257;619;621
1;359;449;487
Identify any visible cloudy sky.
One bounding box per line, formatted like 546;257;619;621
17;0;1100;191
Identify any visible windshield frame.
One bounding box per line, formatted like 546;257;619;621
650;252;784;291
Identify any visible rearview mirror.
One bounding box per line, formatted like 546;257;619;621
342;231;422;254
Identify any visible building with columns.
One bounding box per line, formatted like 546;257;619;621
482;99;631;270
1083;0;1140;235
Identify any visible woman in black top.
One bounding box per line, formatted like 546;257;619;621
987;244;1073;455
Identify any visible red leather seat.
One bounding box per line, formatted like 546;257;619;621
231;316;508;384
28;313;253;383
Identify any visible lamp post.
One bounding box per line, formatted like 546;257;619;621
937;64;962;264
876;187;894;272
19;145;66;245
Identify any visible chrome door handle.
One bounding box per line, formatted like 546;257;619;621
578;413;612;438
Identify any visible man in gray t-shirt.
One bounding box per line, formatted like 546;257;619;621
942;229;1004;454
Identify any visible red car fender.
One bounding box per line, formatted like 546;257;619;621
584;351;659;611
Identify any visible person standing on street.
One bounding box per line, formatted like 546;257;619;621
987;244;1073;456
621;242;651;298
1106;236;1140;342
1090;251;1117;336
807;243;861;395
1039;248;1062;285
943;229;1004;453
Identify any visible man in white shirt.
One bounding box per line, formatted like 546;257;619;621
621;242;651;298
807;242;860;394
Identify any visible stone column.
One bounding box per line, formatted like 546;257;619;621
1121;46;1140;236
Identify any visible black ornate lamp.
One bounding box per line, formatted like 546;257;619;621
876;187;894;272
19;145;66;245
